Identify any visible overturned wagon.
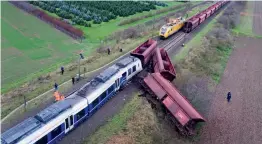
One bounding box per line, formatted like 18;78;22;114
153;48;176;81
130;39;157;67
142;73;205;135
131;39;205;136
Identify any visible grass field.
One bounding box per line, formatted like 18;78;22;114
84;92;141;144
69;2;186;42
1;2;98;93
232;1;254;36
174;16;219;62
1;2;186;93
186;2;212;19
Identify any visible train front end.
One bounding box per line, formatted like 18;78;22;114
159;25;169;39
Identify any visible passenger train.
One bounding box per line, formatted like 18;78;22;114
1;56;142;144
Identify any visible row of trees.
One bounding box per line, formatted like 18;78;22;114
10;1;84;39
29;1;166;25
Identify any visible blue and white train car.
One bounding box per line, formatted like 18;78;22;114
1;56;142;144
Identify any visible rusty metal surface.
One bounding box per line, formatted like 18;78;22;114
153;48;176;81
151;73;205;122
162;96;190;126
130;39;157;67
143;74;166;100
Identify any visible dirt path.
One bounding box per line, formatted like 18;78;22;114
253;1;262;35
199;37;262;144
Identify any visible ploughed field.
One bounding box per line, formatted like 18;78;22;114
253;1;262;35
199;37;262;144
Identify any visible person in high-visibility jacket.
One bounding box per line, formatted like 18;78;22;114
54;91;65;101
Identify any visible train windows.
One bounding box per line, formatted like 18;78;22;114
35;135;48;144
70;115;73;126
122;72;127;78
108;84;114;94
128;68;132;76
101;91;107;100
132;66;136;72
92;98;99;108
76;109;85;121
51;125;62;139
65;118;69;129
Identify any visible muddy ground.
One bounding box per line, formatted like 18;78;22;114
253;1;262;35
199;36;262;144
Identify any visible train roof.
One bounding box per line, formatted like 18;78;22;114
35;100;71;123
76;56;138;99
1;117;42;144
1;56;139;144
1;96;85;144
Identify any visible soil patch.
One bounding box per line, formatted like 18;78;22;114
198;37;262;144
253;1;262;35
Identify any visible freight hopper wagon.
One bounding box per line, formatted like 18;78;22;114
131;39;205;136
183;0;229;33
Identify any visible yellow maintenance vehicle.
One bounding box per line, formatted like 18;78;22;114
159;17;185;39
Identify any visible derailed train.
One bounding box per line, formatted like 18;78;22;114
2;39;204;144
159;0;229;38
1;1;230;143
131;39;205;135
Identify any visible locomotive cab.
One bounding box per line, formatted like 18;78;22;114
159;17;185;39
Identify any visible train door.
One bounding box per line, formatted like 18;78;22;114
115;78;120;91
64;115;74;133
120;72;127;85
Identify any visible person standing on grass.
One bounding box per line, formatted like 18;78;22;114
72;77;75;85
61;66;64;75
227;92;231;102
107;48;111;55
54;83;58;91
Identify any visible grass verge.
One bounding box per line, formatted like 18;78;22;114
1;35;150;119
174;12;223;62
84;92;142;144
232;1;254;36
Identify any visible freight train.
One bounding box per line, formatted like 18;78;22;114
131;40;205;136
159;0;228;38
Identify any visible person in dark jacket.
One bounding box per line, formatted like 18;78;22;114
54;83;58;91
72;77;75;85
227;92;231;102
107;48;111;55
61;66;64;75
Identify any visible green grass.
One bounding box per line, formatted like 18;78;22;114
84;92;141;144
232;1;254;36
186;3;212;19
173;7;233;84
76;2;186;41
1;36;149;119
1;2;186;93
174;14;220;62
1;2;98;93
212;46;232;83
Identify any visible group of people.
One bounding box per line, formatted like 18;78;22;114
107;47;123;55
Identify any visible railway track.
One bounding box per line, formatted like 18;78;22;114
154;31;186;53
